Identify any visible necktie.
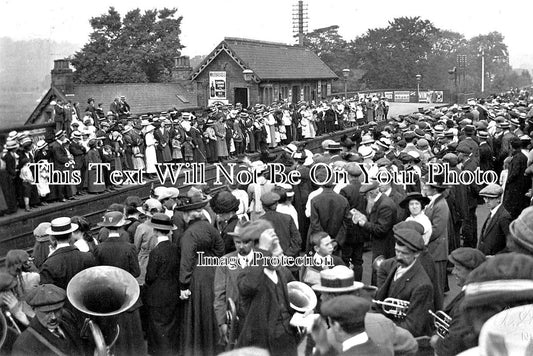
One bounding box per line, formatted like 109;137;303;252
481;213;492;237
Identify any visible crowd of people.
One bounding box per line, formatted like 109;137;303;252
1;89;533;355
0;94;389;215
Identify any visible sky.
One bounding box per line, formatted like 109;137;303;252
1;0;532;68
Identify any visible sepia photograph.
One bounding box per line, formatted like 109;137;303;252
0;0;532;355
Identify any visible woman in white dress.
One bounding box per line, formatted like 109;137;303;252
400;192;433;245
144;124;157;176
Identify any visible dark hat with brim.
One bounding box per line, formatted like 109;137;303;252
399;192;430;209
175;190;211;211
147;213;177;231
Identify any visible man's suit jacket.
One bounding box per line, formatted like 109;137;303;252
375;258;434;337
340;182;366;244
461;157;481;208
214;250;248;326
145;240;180;307
308;189;352;247
361;194;397;259
11;313;85;356
47;140;70;171
39;246;96;290
387;187;407;221
503;150;530;218
434;291;477;356
424;194;450;262
478;204;512;255
237;255;298;352
261;210;301;257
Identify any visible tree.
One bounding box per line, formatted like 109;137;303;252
71;7;184;84
353;17;439;89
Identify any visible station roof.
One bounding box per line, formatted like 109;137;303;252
190;37;338;82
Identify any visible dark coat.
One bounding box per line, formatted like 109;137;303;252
375;258;434;337
39;246;96;290
11;313;86;356
461;157;481;208
145;240;180;307
94;235;140;277
434;291;477;356
340;181;366;244
360;194;397;259
237;253;298;355
261;210;301;257
48;140;70;171
478;204;512;255
424;194;449;262
308;188;352;247
479;141;494;172
503;150;530;219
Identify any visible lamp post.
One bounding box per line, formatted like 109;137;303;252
416;74;422;102
342;68;350;99
242;69;253;107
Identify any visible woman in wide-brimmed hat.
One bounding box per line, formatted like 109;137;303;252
176;188;224;356
399;192;433;245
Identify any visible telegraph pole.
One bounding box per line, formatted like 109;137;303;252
292;1;308;46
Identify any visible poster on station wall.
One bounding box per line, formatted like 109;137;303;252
394;91;410;103
208;71;228;106
418;90;444;103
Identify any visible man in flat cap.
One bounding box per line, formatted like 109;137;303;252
477;183;512;255
12;284;86;356
374;228;434;337
431;247;486;356
314;296;390;356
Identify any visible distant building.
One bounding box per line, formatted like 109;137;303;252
190;37;338;108
26;57;197;125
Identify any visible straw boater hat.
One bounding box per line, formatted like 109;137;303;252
312;265;365;293
46;217;79;235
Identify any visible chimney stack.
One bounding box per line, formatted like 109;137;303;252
172;56;192;82
51;59;74;94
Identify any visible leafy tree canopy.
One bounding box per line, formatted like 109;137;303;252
71;7;184;84
303;17;531;93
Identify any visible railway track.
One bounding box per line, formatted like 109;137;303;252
0;126;365;262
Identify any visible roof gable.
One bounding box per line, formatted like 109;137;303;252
191;38;338;81
26;86;69;125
